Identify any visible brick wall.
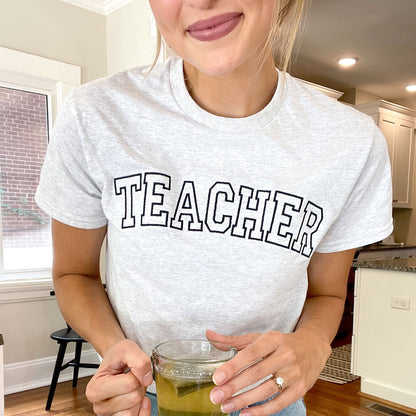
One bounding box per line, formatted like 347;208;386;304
0;87;50;248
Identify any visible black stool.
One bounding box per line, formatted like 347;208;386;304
46;290;100;410
46;325;99;410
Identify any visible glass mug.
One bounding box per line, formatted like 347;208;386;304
152;339;237;416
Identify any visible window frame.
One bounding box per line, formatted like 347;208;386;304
0;47;80;296
0;85;52;275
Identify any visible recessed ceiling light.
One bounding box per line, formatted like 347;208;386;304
406;84;416;92
338;57;358;67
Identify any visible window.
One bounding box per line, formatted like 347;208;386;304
0;86;52;271
0;46;80;285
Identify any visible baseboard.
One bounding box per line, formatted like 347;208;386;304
361;378;416;410
4;348;100;395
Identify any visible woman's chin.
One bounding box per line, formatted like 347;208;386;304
184;56;246;79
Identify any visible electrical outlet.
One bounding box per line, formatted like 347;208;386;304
391;296;410;310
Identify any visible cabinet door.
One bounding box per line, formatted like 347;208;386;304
379;115;414;208
394;122;414;208
379;116;395;168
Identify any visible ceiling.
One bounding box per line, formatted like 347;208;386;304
292;0;416;110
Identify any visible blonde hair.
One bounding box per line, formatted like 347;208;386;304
151;0;307;74
269;0;307;72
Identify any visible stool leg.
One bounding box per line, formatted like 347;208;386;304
46;341;67;411
73;341;83;388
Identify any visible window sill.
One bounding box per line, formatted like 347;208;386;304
0;272;53;304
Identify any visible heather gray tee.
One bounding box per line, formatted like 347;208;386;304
36;57;392;366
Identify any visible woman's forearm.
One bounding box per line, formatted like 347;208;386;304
51;220;125;357
53;273;126;357
295;249;355;345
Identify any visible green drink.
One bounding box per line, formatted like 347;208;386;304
152;340;237;416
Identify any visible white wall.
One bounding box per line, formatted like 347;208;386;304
0;292;100;395
1;294;63;365
0;0;107;83
106;0;155;74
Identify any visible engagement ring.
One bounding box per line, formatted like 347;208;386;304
275;376;284;392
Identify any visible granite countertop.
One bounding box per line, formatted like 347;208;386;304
360;244;416;251
353;257;416;273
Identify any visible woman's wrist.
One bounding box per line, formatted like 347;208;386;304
94;332;127;357
293;325;332;350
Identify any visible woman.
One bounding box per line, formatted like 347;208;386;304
36;1;393;415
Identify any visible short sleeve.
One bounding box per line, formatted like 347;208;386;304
35;93;107;229
316;124;393;252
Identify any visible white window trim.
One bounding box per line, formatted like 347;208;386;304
0;47;81;297
0;47;81;124
61;0;133;15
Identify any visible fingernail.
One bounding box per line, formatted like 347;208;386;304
240;411;252;416
221;402;235;413
142;397;150;409
143;371;153;385
210;388;225;404
213;371;226;385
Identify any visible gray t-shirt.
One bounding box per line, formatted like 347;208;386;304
36;57;392;360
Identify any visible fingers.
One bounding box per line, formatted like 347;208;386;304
206;329;261;351
212;331;280;386
92;387;146;415
212;362;279;401
100;396;150;416
239;388;302;416
87;372;143;404
212;372;305;416
86;339;153;415
138;396;151;416
211;376;274;412
88;375;149;416
224;378;296;415
212;371;304;416
209;329;330;416
103;339;153;386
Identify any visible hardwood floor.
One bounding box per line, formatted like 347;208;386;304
4;377;416;416
5;377;93;416
305;379;416;416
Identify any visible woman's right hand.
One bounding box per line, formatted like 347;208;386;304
86;339;154;416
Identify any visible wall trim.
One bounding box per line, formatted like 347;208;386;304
0;46;80;126
62;0;133;15
0;47;80;86
4;349;100;395
361;378;416;410
355;100;416;120
0;278;53;304
298;78;343;100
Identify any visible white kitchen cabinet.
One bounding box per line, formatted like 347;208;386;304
355;100;415;209
352;267;416;409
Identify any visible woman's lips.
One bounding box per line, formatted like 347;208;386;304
186;12;243;42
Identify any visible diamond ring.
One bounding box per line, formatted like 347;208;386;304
275;376;284;392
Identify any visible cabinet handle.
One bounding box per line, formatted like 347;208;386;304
393;199;398;202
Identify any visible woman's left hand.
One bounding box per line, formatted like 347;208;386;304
206;328;331;416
